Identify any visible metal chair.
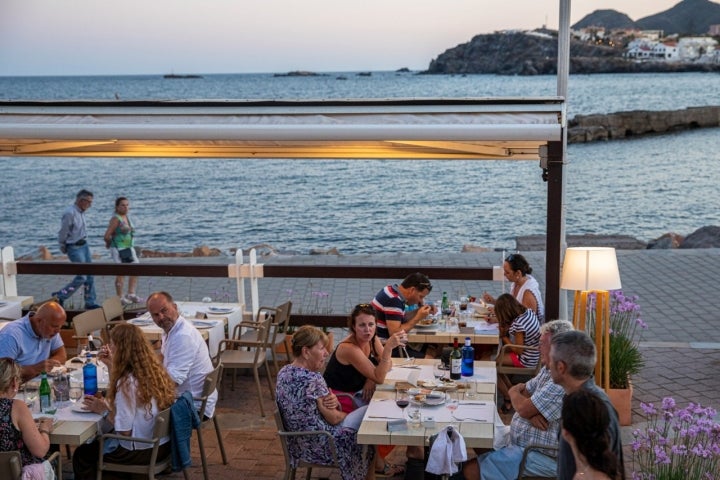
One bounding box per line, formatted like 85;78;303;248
274;406;342;480
215;313;274;416
72;308;109;349
194;363;228;480
97;407;189;480
239;302;293;374
0;451;61;480
517;443;558;480
496;344;541;384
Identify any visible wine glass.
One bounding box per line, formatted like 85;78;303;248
433;361;446;383
395;389;409;419
446;391;459;419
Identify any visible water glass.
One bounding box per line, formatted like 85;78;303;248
69;379;83;404
408;405;422;428
23;385;39;412
53;374;70;406
433;361;447;382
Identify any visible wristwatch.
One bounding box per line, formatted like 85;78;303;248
101;409;110;420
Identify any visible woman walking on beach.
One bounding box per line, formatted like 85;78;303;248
104;197;142;305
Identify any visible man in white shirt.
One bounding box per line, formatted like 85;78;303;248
147;291;217;418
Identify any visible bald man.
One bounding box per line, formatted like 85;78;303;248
0;301;68;381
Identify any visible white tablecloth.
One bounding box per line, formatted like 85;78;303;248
0;300;22;320
176;301;243;338
129;315;225;357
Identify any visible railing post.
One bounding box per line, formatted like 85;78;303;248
1;246;18;296
234;249;246;310
249;248;259;318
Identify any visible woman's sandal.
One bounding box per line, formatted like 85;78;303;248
375;462;405;478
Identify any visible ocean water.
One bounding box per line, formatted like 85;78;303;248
1;72;719;257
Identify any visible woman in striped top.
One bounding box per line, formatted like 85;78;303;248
494;293;541;413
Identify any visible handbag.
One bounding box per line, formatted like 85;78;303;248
118;247;134;263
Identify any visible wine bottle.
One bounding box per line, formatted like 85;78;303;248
39;371;52;413
461;337;475;377
450;337;462;380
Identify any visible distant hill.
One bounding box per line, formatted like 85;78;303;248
636;0;720;35
572;10;637;30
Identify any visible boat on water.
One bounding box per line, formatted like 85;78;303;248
163;73;203;79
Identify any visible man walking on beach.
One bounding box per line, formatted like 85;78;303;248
53;189;100;309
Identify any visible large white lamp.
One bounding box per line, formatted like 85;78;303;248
560;247;621;390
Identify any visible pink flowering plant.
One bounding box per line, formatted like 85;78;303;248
631;397;720;479
588;290;647;388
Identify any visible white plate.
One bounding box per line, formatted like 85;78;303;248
206;307;234;314
414;322;437;329
192;320;216;329
71;405;95;413
130;319;153;326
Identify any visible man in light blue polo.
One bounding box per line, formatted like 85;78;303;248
0;301;68;381
53;189;100;309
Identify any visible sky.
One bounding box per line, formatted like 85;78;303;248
0;0;689;76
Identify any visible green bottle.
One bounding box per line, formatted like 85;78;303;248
39;371;53;413
441;291;450;314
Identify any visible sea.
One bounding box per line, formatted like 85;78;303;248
1;71;719;257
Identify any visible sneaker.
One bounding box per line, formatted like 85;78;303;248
51;292;64;307
125;293;145;304
84;303;101;310
120;296;133;306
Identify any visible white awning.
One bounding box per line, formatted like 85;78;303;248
0;98;564;159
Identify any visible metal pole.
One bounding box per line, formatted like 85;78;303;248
557;0;571;320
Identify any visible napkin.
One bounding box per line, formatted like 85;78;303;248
426;426;467;475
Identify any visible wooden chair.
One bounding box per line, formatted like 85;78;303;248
517;443;558;480
215;313;274;416
97;407;189;480
240;302;293;373
0;451;61;480
274;406;342;480
194;363;228;480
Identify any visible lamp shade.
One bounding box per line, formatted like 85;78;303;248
560;247;622;291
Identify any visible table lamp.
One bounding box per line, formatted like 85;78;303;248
560;247;621;390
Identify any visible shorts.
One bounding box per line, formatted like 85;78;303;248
509;351;524;368
110;247;139;264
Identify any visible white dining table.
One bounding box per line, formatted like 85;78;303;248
0;299;23;320
176;301;244;339
127;314;225;357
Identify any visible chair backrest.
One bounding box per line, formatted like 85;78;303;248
153;406;172;439
496;344;541;377
199;363;223;418
72;308;108;341
0;451;22;480
102;296;125;322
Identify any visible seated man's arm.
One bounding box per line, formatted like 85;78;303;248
49;345;67;366
508;382;540;418
21;347;66;382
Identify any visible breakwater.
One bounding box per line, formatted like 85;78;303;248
568;106;720;143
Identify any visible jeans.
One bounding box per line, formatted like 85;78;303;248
479;444;557;480
56;243;97;307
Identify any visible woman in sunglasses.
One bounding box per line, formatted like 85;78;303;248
483;253;545;323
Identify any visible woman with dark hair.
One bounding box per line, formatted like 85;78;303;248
73;323;177;479
276;325;374;480
483;253;544;323
0;357;55;480
494;293;541;413
323;304;408;476
561;389;623;480
103;196;142;305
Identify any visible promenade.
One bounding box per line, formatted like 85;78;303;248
13;248;720;479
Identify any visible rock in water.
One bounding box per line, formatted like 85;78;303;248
679;226;720;248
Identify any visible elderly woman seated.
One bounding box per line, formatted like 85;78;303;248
276;325;374;480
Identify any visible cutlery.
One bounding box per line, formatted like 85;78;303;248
460;402;488;406
368;416;402;419
452;416;489;422
397;366;421;369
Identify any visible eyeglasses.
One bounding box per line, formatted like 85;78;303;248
505;254;517;263
353;303;375;314
417;281;433;291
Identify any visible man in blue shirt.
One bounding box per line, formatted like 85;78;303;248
53;189;100;309
0;301;68;381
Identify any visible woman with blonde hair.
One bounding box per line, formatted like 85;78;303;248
0;357;55;480
103;196;143;305
72;323;177;479
276;325;374;480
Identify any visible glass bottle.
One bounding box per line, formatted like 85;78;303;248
83;352;98;396
441;291;450;315
39;371;53;413
450;337;462;380
461;337;475;377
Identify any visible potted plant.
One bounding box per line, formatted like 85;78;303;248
588;290;647;425
631;397;720;479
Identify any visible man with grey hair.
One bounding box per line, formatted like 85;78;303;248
549;330;624;480
463;320;574;480
53;189;100;309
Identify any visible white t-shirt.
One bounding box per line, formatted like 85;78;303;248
114;375;169;450
161;316;217;417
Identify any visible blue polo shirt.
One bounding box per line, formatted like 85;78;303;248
0;313;64;366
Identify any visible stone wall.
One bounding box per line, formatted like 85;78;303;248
568;106;720;143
